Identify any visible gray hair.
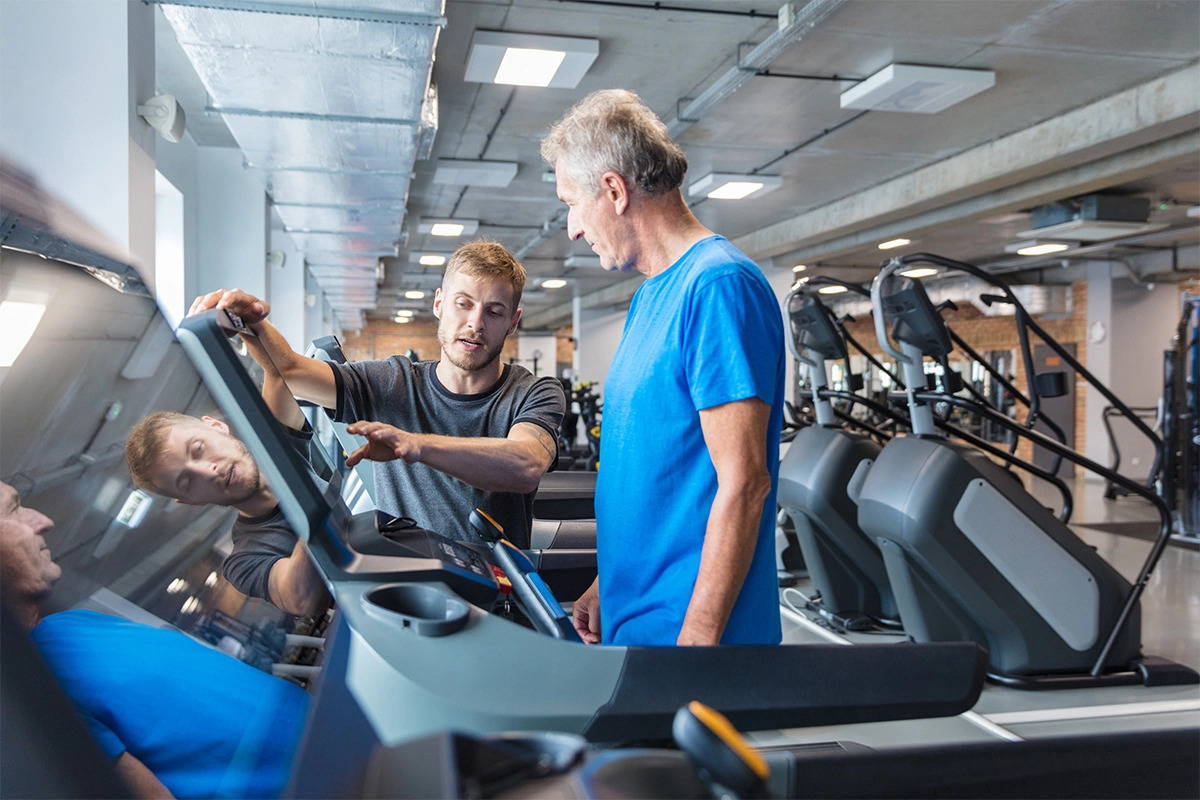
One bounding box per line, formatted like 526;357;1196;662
540;89;688;197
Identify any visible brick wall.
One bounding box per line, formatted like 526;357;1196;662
840;282;1089;456
340;318;573;367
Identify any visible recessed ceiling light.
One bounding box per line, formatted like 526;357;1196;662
495;48;566;86
418;218;480;237
541;278;567;289
688;172;782;201
840;63;995;114
899;267;938;278
395;309;415;317
878;238;912;250
1006;240;1071;256
817;285;848;295
1018;243;1071;256
465;31;599;89
394;316;413;324
792;264;807;273
419;255;447;267
405;290;426;299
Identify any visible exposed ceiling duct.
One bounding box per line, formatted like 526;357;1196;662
157;0;444;331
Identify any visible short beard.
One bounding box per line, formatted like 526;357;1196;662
437;325;504;373
230;438;264;506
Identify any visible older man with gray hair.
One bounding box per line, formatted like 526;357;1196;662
541;89;785;647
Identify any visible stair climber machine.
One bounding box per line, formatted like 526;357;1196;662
777;278;1078;636
858;253;1199;689
159;309;1000;799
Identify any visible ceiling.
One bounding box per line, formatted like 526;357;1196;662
158;0;1200;329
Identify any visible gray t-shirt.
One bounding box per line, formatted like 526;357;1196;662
330;357;565;548
224;508;295;600
221;423;328;603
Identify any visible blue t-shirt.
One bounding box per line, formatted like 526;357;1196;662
595;235;785;646
31;610;308;799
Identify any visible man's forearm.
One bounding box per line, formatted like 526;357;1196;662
417;434;547;493
677;478;770;645
268;540;329;616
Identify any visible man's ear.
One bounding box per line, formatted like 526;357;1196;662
433;287;443;319
600;171;630;215
507;306;523;337
200;415;229;435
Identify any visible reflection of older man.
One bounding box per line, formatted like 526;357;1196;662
124;412;326;615
1;481;308;799
542;90;785;647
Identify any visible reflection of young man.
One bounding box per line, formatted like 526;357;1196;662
1;481;308;799
188;241;565;549
125;411;327;616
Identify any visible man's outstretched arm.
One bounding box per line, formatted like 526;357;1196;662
344;421;557;494
188;289;336;408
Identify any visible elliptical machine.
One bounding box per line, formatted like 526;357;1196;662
858;254;1197;688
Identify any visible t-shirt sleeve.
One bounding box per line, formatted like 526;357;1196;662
222;519;294;600
30;619;127;759
683;272;780;412
330;359;407;424
512;377;566;441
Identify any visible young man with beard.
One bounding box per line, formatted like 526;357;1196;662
187;241;565;552
125;410;329;616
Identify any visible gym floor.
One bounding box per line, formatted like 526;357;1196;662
767;474;1200;749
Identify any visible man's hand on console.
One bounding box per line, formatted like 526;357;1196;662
572;578;602;644
188;288;271;324
345;421;424;466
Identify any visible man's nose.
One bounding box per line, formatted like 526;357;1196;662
566;211;583;241
30;509;54;536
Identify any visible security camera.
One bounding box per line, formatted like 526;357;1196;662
137;94;186;143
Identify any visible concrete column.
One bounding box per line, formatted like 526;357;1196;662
1084;261;1114;475
0;0;156;269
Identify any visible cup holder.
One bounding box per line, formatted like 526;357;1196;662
363;583;470;637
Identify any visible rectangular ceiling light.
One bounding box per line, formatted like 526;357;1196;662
840;64;995;114
687;172;782;201
418;218;480;237
411;253;451;267
432;159;519;187
465;31;599;89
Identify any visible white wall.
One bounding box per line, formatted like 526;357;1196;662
0;0;157;268
1084;261;1115;474
155;131;201;311
268;209;308;352
518;332;558;378
573;300;627;389
194;147;268;300
1106;278;1186;478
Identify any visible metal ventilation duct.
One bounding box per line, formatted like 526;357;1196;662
159;0;443;330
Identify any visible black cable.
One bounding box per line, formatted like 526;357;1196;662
752;110;870;174
550;0;775;18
